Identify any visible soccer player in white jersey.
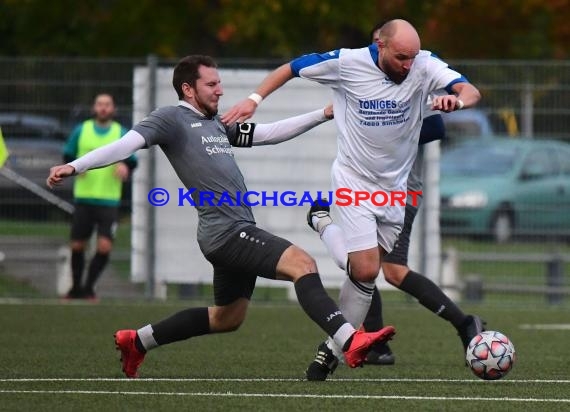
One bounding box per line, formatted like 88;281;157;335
348;22;485;371
222;19;481;380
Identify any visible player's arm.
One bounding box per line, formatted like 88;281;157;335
450;82;481;110
220;63;294;124
120;126;139;171
228;105;333;148
432;81;481;113
47;130;146;188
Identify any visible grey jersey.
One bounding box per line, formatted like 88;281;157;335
133;104;255;255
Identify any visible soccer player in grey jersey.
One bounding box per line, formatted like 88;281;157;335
47;55;395;378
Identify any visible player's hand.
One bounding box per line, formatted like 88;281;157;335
323;103;334;120
220;99;258;124
431;95;460;113
115;162;130;181
46;164;75;188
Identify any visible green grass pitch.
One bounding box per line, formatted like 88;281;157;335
0;299;569;411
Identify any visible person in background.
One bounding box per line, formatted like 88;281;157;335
62;93;137;300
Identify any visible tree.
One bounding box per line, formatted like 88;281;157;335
0;0;567;59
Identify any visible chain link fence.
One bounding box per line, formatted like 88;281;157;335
0;56;568;305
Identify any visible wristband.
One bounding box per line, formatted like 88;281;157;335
247;93;263;105
456;99;464;110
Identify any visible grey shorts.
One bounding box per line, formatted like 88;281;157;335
204;225;292;306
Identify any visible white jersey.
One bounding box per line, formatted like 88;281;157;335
291;45;464;193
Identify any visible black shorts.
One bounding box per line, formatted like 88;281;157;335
383;203;419;266
204;225;292;306
70;203;119;241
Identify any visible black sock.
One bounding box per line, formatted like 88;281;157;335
70;250;84;291
294;273;348;339
134;335;147;353
398;270;467;328
85;252;109;292
151;307;210;345
362;287;384;331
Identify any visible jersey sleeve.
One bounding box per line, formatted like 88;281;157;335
133;106;178;147
290;49;342;85
424;53;469;94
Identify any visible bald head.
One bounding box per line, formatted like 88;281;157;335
375;19;421;84
377;19;420;52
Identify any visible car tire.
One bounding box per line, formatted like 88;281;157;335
491;211;513;243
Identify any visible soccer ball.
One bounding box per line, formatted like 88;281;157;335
466;330;516;380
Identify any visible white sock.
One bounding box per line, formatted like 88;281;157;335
311;212;332;234
328;323;356;362
338;277;375;328
326;278;375;362
320;223;348;270
137;324;159;351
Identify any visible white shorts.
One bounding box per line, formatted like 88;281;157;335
331;160;404;254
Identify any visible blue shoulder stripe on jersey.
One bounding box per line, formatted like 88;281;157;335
368;43;379;65
445;76;468;94
290;49;341;77
428;51;470;93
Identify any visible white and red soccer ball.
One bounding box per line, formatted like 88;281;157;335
466;330;516;380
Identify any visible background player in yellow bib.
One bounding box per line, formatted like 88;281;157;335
62;93;137;300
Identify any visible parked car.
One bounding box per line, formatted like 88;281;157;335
440;108;495;149
0;112;74;217
440;137;570;242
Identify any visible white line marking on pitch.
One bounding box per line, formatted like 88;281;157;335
0;389;569;403
2;378;570;383
519;323;570;330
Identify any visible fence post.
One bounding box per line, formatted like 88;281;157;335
441;247;461;301
464;274;484;303
546;255;564;304
521;81;534;138
56;245;71;296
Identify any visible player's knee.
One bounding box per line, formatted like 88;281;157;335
210;310;246;332
382;263;409;286
70;241;86;252
276;245;318;281
219;317;243;332
97;237;113;254
349;262;380;282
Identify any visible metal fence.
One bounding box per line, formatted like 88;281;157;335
0;56;569;306
1;57;569;139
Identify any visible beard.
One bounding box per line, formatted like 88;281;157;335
380;59;409;85
196;97;218;117
384;67;408;84
205;106;218;117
